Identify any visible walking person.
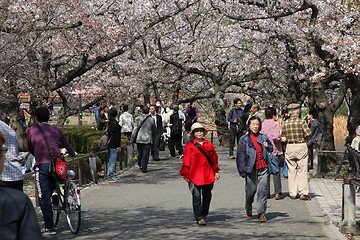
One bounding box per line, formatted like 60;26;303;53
0;119;25;191
0;131;43;239
281;103;312;200
228;98;247;159
261;106;284;200
179;122;220;225
236;116;273;222
150;104;163;161
27;106;76;235
184;101;199;132
168;105;184;157
131;105;156;173
107;108;122;180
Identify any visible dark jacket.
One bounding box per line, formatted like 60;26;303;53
0;183;42;239
236;132;273;177
108;119;121;149
170;111;183;135
228;108;247;132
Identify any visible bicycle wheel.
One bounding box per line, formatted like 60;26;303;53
65;181;81;234
53;207;60;227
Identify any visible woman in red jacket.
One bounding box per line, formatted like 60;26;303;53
179;122;220;226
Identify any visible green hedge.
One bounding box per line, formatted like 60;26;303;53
61;126;127;154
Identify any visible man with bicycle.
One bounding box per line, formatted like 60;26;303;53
27;106;76;235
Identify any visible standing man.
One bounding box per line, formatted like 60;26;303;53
306;109;323;174
131;105;156;173
119;104;134;141
228;98;247;159
0;120;24;191
281;103;311;200
169;105;184;158
150;105;163;161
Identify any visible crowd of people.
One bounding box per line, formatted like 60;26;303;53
1;97;360;236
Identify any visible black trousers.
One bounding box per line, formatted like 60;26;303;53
168;132;183;157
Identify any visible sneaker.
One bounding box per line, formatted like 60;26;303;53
108;176;119;181
229;155;235;159
51;192;59;205
41;228;57;235
258;213;267;223
197;218;207;226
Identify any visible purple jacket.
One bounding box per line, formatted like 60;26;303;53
261;119;283;156
27;123;75;166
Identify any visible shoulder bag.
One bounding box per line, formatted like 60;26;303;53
265;149;280;175
133;115;151;143
192;142;213;169
36;125;69;181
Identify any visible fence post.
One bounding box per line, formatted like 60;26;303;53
77;158;83;187
340;176;359;234
89;152;98;184
127;143;134;166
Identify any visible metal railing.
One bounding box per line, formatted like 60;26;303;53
24;145;135;206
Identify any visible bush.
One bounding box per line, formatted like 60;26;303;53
61;126;127;154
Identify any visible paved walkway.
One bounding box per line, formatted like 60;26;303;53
44;147;350;240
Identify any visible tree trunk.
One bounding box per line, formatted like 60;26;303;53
0;96;27;149
346;74;360;144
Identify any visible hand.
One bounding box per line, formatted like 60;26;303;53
116;147;122;152
281;136;287;142
184;178;190;182
215;172;220;181
263;142;268;148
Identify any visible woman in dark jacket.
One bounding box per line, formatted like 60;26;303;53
107;108;122;180
236;116;273;223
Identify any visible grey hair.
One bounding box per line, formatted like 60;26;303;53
356;125;360;135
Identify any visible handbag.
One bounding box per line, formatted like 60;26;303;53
265;150;280;175
37;125;69;181
98;130;110;150
283;160;288;178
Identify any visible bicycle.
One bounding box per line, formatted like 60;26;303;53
52;170;81;234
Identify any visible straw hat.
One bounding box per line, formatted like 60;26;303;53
190;122;208;135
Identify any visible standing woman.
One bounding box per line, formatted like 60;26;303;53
107;108;122;180
236;116;273;223
179;122;220;226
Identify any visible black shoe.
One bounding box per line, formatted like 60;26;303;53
142;169;148;173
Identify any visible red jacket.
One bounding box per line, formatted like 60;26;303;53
179;139;220;186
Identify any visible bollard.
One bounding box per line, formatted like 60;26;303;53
340;176;359;234
89;153;98;184
126;143;134;166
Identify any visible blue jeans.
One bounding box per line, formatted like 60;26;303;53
34;163;56;229
107;148;118;178
188;182;214;221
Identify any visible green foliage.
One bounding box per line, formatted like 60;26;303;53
335;106;348;116
61;126;127;153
